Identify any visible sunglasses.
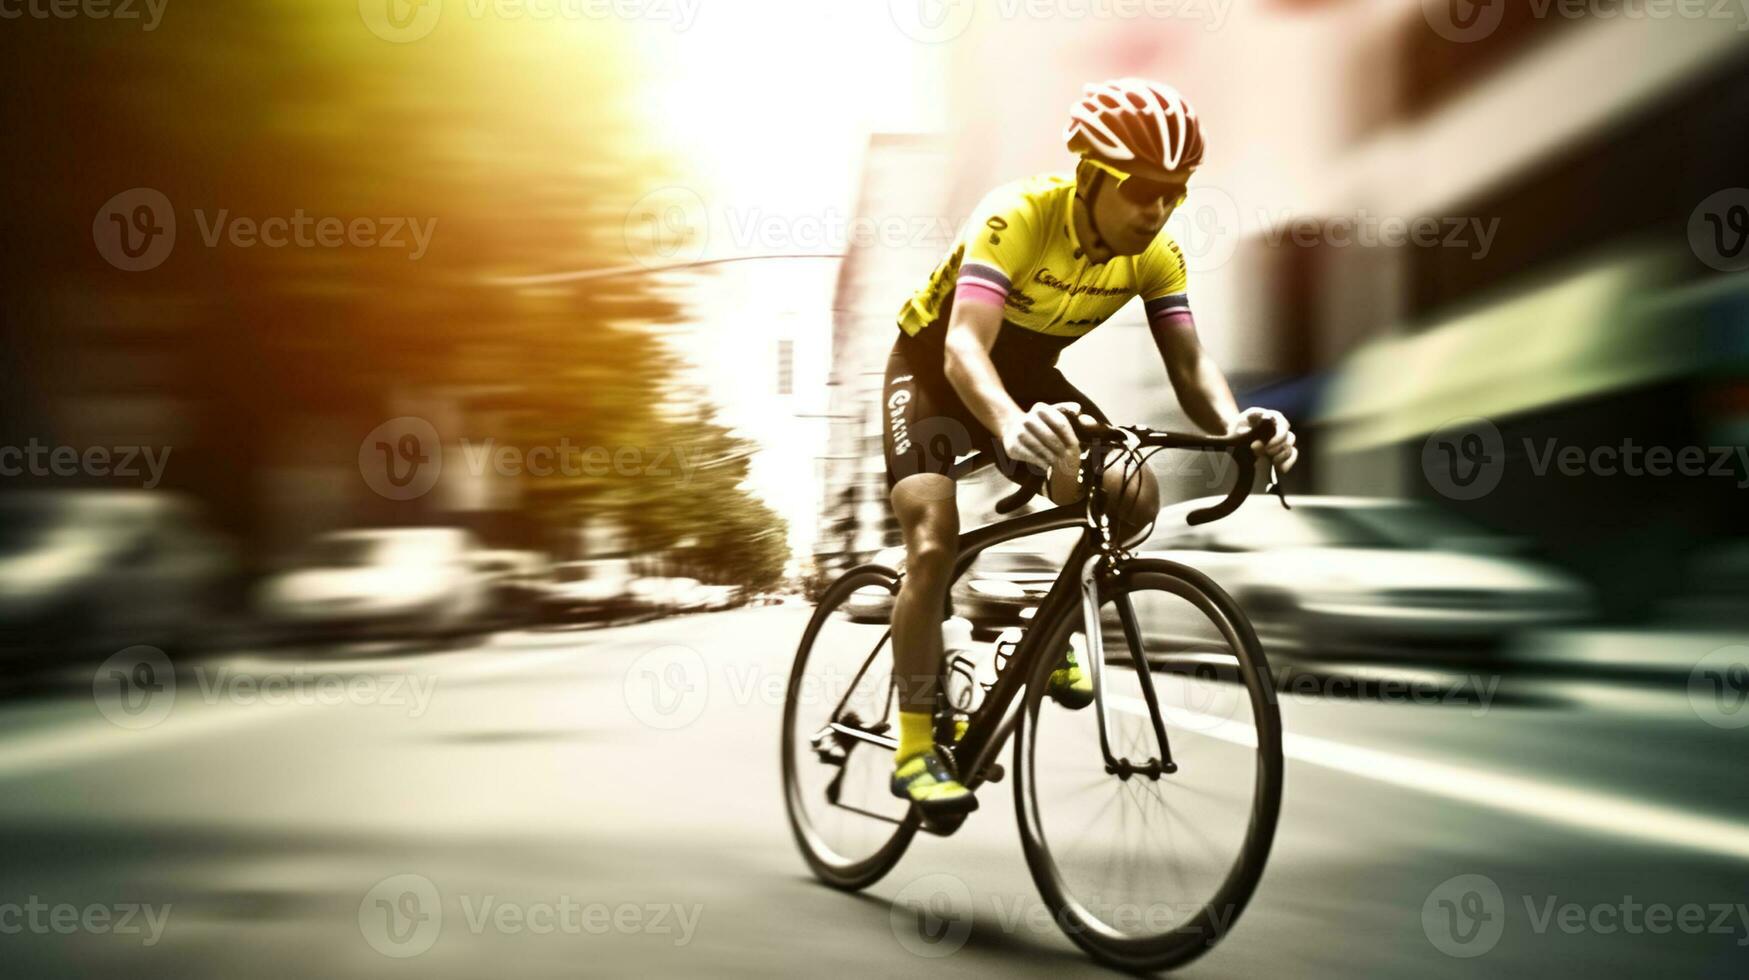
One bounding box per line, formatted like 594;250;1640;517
1085;157;1189;208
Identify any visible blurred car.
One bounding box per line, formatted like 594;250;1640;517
1664;540;1749;627
951;547;1058;637
629;576;726;616
256;527;487;642
1129;496;1594;662
844;548;903;623
470;549;549;624
629;577;738;616
693;584;742;611
537;559;636;623
0;491;234;660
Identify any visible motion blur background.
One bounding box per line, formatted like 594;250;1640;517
1;1;1746;977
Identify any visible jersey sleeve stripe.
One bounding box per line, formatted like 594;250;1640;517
1148;308;1194;330
1143;293;1190;318
957;262;1012;292
955;278;1008;308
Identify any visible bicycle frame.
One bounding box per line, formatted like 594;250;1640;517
946;500;1095;789
789;418;1287;969
816;418;1282;826
946;500;1179;790
820;488;1176;810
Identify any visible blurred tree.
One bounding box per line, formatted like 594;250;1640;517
0;2;788;587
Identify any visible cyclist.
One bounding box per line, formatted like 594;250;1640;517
884;78;1299;817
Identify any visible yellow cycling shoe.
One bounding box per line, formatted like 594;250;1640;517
891;751;978;816
1048;648;1095;710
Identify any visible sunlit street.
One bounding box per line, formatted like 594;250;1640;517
2;608;1743;977
5;0;1748;975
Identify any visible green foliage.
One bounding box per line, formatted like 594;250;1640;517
0;2;789;586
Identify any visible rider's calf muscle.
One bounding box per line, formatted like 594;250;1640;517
890;474;960;713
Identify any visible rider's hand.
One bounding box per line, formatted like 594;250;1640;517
1230;407;1298;473
1002;401;1081;468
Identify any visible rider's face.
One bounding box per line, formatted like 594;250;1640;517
1089;160;1190;256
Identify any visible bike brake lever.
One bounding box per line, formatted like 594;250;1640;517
1265;463;1291;511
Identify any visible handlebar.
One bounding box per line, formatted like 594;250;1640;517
992;416;1288;526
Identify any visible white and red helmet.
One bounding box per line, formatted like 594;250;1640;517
1064;78;1204;173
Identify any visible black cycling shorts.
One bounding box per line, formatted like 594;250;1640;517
881;326;1109;492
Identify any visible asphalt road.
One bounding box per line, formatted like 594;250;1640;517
0;606;1744;978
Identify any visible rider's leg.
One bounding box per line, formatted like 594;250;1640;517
1044;448;1160;544
886;472;978;814
1042;449;1161;710
1032;382;1159;543
889;473;959;741
1101;451;1162;546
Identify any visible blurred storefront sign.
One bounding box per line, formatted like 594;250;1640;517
1318;250;1742;451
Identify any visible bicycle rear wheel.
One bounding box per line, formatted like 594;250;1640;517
782;565;918;890
1013;558;1282;971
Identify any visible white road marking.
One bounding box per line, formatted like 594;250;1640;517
1110;693;1749;862
0;611;770;781
0;646;588;780
0;702;279;781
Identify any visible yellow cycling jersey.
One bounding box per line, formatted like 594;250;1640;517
898;172;1191;340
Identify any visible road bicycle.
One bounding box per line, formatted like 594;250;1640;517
781;417;1288;972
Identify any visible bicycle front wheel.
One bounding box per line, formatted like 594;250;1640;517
781;565;917;890
1013;558;1283;971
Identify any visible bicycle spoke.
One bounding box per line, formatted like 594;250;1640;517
784;570;916;885
1022;568;1278;952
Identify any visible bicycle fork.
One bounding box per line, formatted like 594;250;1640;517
1080;556;1178;780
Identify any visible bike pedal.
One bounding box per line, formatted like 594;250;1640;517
919;809;970;837
979;762;1005;784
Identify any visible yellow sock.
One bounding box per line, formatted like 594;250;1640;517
895;711;934;764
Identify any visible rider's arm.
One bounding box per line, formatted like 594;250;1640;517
942;299;1024;439
1148;309;1240;436
1136;240;1240;436
1150;306;1298;469
942;300;1076;465
1138;239;1295;468
938;184;1078;465
942;296;1080;470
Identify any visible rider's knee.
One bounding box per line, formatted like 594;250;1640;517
903;534;958;588
1102;459;1161;543
891;474;955;512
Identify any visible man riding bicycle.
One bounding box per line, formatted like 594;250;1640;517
884;78;1300;817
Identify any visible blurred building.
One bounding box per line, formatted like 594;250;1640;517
820;4;1748;619
1273;5;1749;618
817;133;952;571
